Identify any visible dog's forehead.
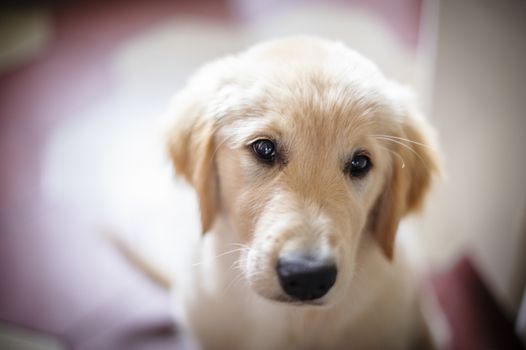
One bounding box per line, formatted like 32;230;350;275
218;65;391;140
212;38;401;147
218;77;391;155
230;41;390;115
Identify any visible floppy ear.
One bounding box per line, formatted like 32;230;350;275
165;89;218;234
370;110;440;260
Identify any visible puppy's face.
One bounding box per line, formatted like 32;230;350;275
168;37;439;306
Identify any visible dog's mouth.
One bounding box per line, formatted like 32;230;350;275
269;294;327;306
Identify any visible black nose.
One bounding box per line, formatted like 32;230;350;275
276;256;337;301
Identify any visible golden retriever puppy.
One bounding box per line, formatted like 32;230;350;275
165;36;441;350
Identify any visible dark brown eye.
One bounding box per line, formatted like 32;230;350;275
252;139;276;163
347;154;372;178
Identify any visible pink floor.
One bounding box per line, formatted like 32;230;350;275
0;0;523;349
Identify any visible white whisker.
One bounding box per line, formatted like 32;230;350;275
376;144;406;168
193;247;248;266
370;134;436;150
373;136;429;169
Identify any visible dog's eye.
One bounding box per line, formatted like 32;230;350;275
251;139;276;163
347;154;372;178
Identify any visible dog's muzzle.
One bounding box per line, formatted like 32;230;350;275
276;255;337;301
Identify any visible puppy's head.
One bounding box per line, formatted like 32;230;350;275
167;37;439;306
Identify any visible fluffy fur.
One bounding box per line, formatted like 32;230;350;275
165;36;441;350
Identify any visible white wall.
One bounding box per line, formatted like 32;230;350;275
421;0;526;318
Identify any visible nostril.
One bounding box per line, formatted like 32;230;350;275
276;256;337;301
287;281;300;288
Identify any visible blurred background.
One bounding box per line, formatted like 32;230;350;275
0;0;525;349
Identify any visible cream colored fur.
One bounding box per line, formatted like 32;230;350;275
165;36;442;350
